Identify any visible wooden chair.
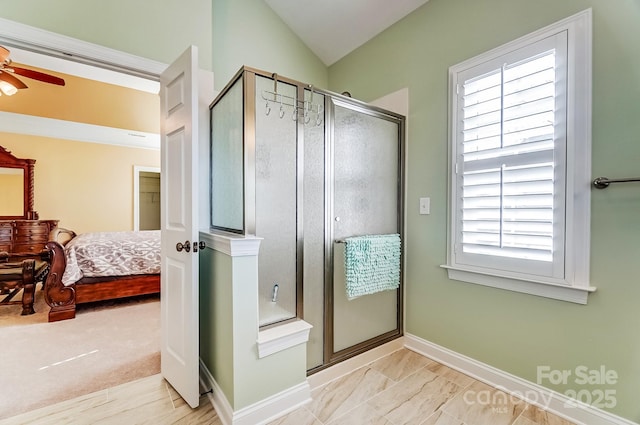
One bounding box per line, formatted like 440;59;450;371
0;251;50;315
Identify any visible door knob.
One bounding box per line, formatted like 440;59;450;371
176;240;191;252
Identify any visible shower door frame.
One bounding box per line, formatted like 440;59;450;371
317;96;406;373
209;66;405;366
209;67;308;325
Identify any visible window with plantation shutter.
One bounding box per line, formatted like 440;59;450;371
444;10;595;304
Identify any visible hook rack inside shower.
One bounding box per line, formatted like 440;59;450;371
261;89;324;125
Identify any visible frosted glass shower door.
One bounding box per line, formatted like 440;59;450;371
255;75;299;327
331;101;402;354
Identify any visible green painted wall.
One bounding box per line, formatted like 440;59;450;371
230;255;307;409
200;248;235;406
0;0;213;70
329;0;640;421
212;0;327;91
200;246;308;411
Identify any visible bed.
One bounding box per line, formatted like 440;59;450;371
43;229;161;322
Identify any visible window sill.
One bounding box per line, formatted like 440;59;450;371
257;320;313;359
440;265;596;304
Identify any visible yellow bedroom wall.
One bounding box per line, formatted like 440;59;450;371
0;172;23;215
0;133;159;234
0;65;160;233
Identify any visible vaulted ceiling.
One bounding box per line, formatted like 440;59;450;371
264;0;429;66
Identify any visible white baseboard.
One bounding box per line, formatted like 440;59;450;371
199;358;311;425
199;358;233;425
404;334;637;425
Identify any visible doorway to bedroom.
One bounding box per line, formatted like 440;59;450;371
0;30;164;419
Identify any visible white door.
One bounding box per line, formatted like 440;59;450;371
160;45;200;408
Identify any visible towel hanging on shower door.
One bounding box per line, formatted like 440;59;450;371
343;233;401;300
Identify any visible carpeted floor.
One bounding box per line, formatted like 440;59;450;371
0;288;160;420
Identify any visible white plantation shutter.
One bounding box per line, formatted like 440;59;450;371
461;49;560;265
451;32;569;280
445;10;593;303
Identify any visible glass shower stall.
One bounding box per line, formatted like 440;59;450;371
210;67;405;372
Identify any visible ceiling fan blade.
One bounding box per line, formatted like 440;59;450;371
11;66;66;86
0;71;28;89
0;46;9;63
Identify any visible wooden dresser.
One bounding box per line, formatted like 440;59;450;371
0;220;59;254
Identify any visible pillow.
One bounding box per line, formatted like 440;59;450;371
49;227;77;246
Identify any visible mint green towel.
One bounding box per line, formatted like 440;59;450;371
344;234;401;300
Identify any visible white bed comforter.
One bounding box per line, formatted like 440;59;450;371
61;230;161;286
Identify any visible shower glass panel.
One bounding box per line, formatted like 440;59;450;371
210;78;244;233
209;67;404;371
303;88;326;370
331;101;401;354
255;75;298;327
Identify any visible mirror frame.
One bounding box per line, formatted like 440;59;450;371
0;145;37;220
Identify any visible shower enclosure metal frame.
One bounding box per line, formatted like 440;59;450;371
209;66;405;372
210;66;308;325
320;97;405;372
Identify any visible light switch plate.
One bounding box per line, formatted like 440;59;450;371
419;197;430;215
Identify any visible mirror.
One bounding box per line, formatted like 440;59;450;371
0;145;37;220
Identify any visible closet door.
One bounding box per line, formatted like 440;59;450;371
328;100;402;359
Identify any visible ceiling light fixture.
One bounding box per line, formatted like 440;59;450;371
0;45;65;96
0;78;18;96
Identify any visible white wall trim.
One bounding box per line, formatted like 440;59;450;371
199;358;233;425
443;266;595;305
199;231;262;257
232;381;311;425
257;320;313;358
0;111;160;149
199;358;311;425
6;45;160;93
405;334;637;425
0;17;167;80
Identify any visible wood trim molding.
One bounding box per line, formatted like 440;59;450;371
199;231;262;257
257;320;313;359
0;17;167;80
0;111;160;150
199;358;233;425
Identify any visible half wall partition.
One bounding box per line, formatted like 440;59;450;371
210;66;405;372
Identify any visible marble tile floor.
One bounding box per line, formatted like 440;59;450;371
0;348;575;425
0;374;221;425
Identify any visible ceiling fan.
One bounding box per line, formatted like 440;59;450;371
0;45;65;96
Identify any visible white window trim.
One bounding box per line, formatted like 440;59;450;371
443;9;595;304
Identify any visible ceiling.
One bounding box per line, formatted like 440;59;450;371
265;0;429;66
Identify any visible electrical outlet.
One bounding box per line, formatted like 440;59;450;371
419;197;430;215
